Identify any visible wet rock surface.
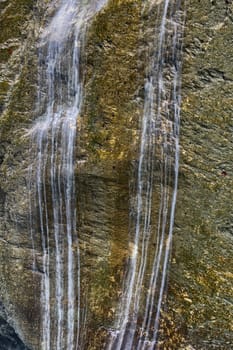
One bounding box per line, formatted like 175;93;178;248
0;0;232;349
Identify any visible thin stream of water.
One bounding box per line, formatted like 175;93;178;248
107;1;185;349
28;0;184;348
29;1;108;349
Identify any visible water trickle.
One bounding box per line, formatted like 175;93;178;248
29;1;108;349
107;1;185;349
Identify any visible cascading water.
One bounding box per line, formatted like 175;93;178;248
29;1;108;349
107;1;185;349
28;0;185;348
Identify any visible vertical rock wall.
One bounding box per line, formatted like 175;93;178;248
0;0;232;349
76;1;143;347
165;0;233;348
0;0;41;348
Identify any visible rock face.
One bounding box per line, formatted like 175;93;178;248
165;1;233;348
0;0;41;348
0;301;30;350
0;0;232;349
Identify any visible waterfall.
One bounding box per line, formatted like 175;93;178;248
107;1;185;349
28;0;185;348
29;1;108;349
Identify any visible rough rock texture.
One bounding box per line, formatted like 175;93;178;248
0;301;30;350
76;1;143;347
164;1;233;349
0;0;41;348
0;0;232;349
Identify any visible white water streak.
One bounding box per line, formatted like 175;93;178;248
107;1;185;349
30;1;109;349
